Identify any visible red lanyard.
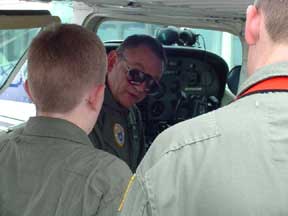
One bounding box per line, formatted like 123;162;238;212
237;76;288;100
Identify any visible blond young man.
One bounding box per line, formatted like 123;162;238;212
0;24;131;216
118;0;288;215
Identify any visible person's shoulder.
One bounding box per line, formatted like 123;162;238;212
0;130;10;147
152;111;220;154
65;147;131;197
137;112;214;169
91;149;132;179
0;123;25;144
67;146;131;178
138;102;248;173
138;107;232;173
85;150;132;205
155;101;246;150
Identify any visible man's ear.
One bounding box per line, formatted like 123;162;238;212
107;50;118;73
245;5;260;45
87;84;105;112
24;80;33;102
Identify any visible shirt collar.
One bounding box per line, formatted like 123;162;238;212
238;61;288;96
24;116;92;147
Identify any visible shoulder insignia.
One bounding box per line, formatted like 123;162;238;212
113;123;125;148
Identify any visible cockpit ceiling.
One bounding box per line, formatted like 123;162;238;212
19;0;252;34
24;0;253;19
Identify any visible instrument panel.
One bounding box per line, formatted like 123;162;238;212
137;47;228;144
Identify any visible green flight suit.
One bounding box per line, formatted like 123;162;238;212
89;87;146;172
119;62;288;216
0;116;131;216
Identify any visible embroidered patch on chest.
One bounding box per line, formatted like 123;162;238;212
113;123;125;148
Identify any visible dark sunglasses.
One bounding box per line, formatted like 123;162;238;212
122;58;160;95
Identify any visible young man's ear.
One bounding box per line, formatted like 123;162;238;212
107;50;118;73
24;80;33;102
87;84;105;112
245;5;261;45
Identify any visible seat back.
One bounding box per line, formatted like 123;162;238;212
227;65;241;95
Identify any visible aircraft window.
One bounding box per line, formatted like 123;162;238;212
0;28;39;89
97;20;242;70
0;29;39;128
98;21;238;145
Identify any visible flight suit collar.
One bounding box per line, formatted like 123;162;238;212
238;61;288;96
104;86;129;115
24;116;92;147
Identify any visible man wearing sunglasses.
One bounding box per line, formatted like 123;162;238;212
89;34;166;172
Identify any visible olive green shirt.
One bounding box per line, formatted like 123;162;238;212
0;116;131;216
119;62;288;216
89;87;146;172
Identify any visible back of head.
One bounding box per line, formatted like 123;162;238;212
255;0;288;43
117;34;167;65
27;24;107;113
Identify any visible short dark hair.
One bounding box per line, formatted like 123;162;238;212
117;34;167;65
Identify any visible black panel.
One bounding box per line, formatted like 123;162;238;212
0;10;51;16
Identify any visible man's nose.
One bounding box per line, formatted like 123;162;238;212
134;82;148;93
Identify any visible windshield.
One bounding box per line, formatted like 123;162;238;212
97;21;242;70
0;28;40;89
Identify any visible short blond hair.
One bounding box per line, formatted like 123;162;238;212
28;24;107;113
255;0;288;43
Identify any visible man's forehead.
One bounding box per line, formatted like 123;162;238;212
122;47;163;79
124;45;160;58
123;46;162;64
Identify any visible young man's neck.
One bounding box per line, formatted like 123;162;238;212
37;109;96;135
